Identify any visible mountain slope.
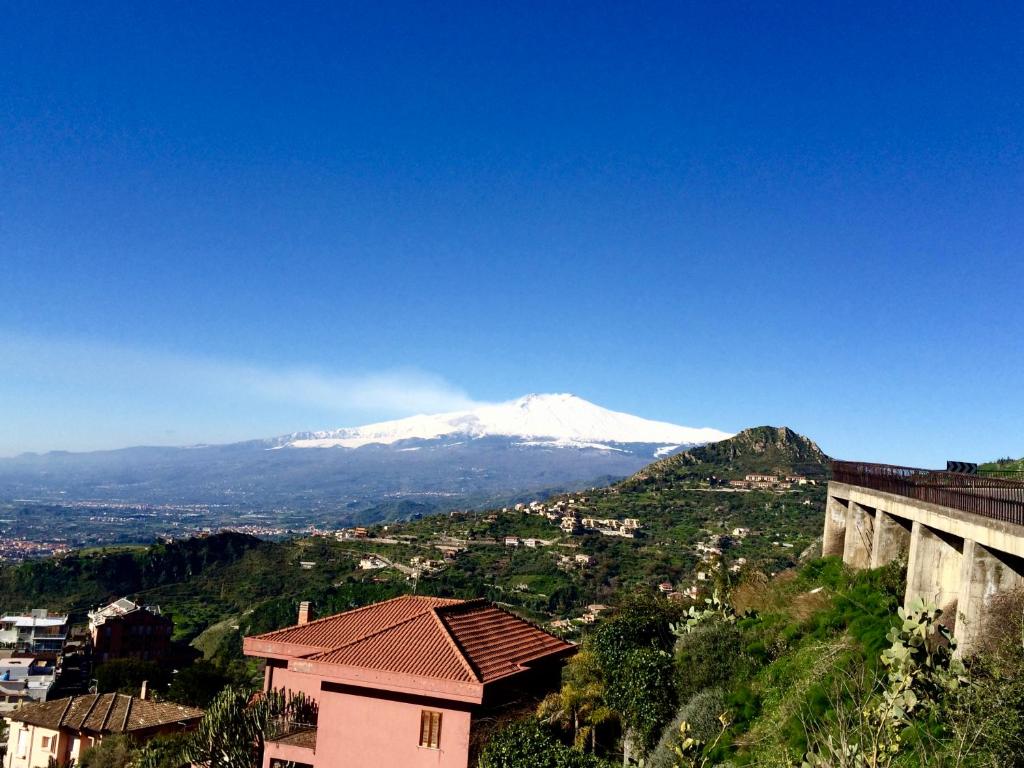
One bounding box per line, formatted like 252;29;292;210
626;426;831;485
0;395;731;519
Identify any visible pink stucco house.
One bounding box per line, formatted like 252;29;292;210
243;595;575;768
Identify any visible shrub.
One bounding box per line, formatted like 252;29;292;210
95;658;170;696
478;718;608;768
647;689;729;768
78;734;136;768
675;620;743;702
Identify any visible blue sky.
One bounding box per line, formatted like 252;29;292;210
1;2;1022;464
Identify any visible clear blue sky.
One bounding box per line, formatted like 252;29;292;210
1;2;1022;464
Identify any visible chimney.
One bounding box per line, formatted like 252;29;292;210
298;601;313;626
140;680;148;700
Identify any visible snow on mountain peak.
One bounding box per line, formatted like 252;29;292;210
282;394;732;450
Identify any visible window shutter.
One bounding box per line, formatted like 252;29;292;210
420;710;431;746
419;710;442;748
430;711;442;748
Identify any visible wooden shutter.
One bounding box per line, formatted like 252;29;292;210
420;711;431;746
419;710;442;748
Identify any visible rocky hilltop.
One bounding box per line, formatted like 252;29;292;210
626;426;830;485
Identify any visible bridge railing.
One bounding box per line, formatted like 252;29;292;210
831;461;1024;526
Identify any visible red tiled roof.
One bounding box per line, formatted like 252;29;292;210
8;694;202;734
252;595;462;652
440;602;571;681
248;595;573;684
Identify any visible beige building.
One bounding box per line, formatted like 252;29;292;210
3;693;202;768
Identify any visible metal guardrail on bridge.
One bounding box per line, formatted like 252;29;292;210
831;461;1024;526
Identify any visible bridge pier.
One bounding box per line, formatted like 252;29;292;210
825;475;1024;656
822;495;848;557
842;501;874;569
905;522;963;617
956;541;1024;656
870;511;911;568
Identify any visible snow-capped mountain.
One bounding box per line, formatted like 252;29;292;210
0;394;731;521
277;393;732;451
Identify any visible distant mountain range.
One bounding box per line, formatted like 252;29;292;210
0;394;732;517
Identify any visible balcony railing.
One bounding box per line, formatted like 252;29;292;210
831;461;1024;526
266;719;318;750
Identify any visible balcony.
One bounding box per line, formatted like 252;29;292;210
265;718;317;765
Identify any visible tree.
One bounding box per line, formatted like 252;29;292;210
167;661;229;708
538;647;615;752
77;734;136;768
95;659;169;696
182;686;318;768
590;595;680;762
181;687;265;768
479;718;607;768
135;733;192;768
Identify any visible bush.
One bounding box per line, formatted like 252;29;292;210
78;734;136;768
675;620;743;701
95;658;170;696
478;718;608;768
647;689;727;768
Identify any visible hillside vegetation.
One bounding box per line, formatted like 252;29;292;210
628;426;830;486
482;558;1024;768
0;427;832;668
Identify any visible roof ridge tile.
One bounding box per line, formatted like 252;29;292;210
431;608;481;683
253;595;464;643
308;610;437;658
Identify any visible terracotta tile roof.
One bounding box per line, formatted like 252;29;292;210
8;694;202;734
249;595;574;684
252;595;462;652
440;602;572;681
310;611;477;682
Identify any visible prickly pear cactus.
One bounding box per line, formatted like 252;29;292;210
670;589;738;636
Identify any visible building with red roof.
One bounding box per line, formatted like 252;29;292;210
243;595;575;768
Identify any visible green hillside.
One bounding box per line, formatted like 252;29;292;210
629;426;830;485
981;456;1024;477
0;426;831;678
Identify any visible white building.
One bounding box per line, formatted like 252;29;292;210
0;612;68;655
0;659;55;714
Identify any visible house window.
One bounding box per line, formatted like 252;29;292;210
41;735;50;749
419;710;442;749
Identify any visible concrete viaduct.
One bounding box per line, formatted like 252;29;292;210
824;461;1024;655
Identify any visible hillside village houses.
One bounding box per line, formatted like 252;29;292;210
244;596;574;768
2;692;202;768
728;473;813;491
0;659;55;714
0;612;68;656
88;598;173;665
